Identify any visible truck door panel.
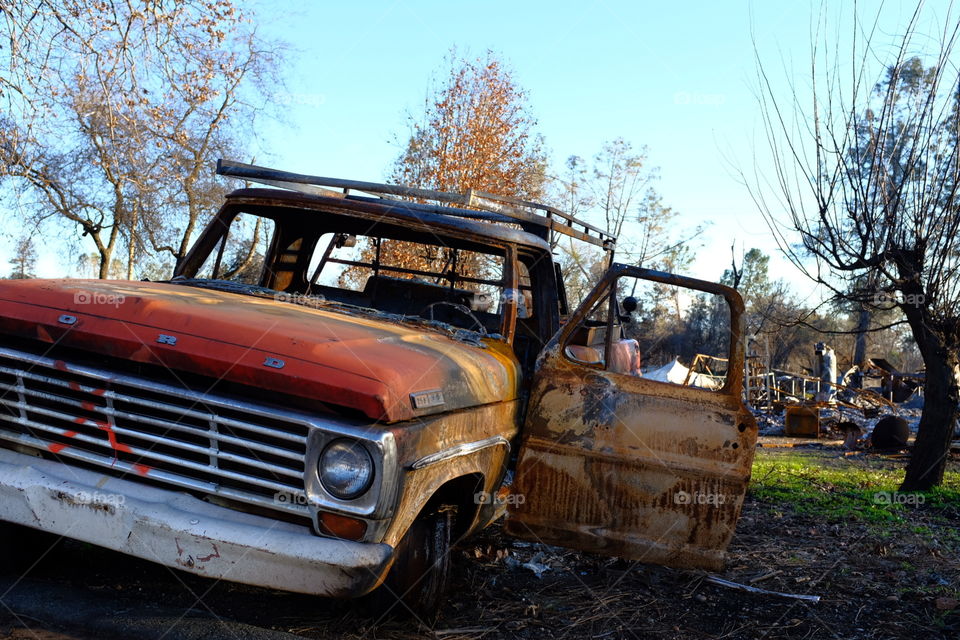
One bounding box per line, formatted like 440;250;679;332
506;265;757;570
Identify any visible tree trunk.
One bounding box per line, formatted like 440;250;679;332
98;250;112;279
900;307;960;491
126;207;139;280
97;225;120;280
852;307;870;367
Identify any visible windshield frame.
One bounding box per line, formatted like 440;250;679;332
175;200;521;343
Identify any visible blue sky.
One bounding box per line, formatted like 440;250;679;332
7;0;947;298
244;0;914;291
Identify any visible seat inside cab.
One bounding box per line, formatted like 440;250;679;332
564;320;641;377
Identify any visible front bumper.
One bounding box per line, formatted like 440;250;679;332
0;448;393;597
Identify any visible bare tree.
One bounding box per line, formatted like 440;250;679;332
551;140;697;307
7;234;37;279
589;138;692;268
722;248;841;371
591;138;647;241
752;2;960;489
556;156;594;224
0;1;278;279
551;155;602;304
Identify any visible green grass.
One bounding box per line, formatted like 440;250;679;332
748;449;960;525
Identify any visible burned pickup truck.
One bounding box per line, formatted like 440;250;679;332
0;161;757;614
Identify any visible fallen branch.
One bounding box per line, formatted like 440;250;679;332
705;576;821;602
749;569;782;584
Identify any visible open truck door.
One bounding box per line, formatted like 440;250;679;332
505;265;758;570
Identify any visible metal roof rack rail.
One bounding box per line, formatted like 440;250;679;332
216;159;616;250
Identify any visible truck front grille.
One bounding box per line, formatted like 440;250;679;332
0;346;310;518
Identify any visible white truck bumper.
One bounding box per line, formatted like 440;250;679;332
0;447;392;597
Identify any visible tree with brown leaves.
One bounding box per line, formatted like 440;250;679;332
345;51;547;286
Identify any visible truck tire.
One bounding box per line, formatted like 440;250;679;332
362;505;456;619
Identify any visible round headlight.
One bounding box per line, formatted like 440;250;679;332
318;439;374;499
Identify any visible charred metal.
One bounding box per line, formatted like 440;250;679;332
0;160;757;613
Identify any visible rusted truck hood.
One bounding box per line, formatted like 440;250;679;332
0;279;519;422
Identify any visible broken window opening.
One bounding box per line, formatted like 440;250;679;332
563;274;731;390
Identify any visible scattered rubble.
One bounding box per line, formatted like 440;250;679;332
742;340;947;455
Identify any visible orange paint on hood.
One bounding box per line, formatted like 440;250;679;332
0;279;520;422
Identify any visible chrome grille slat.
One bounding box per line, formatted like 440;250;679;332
0;413;303;494
0;400;303;480
0;380;305;463
0;430;310;517
0;367;308;446
0;347;311;517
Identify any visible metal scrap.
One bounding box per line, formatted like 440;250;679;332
705;575;821;602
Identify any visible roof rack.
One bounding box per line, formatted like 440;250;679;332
216;159;616;250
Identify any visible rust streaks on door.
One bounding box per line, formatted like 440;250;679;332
508;358;756;569
506;265;757;571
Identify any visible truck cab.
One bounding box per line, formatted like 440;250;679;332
0;161;757;616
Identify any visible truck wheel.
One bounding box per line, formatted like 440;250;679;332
363;505;456;619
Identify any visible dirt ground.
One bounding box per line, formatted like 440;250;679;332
0;444;957;640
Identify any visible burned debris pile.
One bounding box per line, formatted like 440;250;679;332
738;341;944;452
